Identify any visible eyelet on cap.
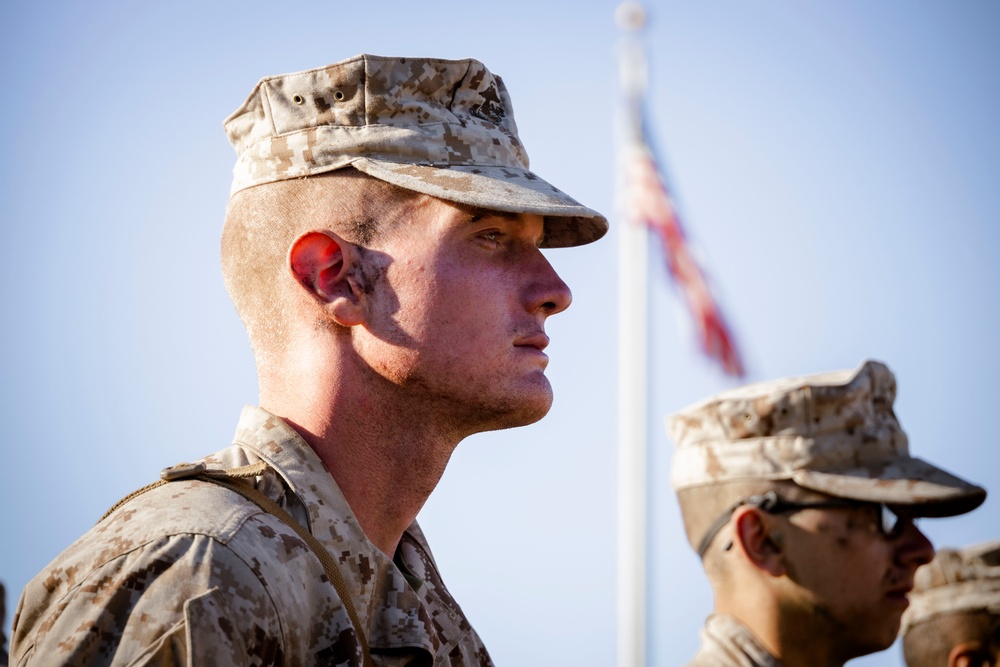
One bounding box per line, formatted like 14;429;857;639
333;90;345;101
292;94;305;105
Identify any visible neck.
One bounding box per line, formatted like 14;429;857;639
716;589;844;667
260;354;462;557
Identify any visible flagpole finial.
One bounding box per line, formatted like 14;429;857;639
615;1;646;33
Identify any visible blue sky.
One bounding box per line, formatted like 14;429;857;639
1;2;998;665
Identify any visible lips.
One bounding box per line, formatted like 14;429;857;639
885;582;914;606
514;332;550;351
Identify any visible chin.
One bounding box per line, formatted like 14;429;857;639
830;608;902;662
518;383;555;423
516;401;553;427
854;624;901;658
478;390;554;432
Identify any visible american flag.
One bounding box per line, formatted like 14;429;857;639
622;135;745;378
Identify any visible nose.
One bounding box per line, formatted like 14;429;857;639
895;520;935;569
527;248;572;316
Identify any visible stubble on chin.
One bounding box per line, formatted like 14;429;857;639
425;373;554;435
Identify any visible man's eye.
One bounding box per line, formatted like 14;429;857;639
479;231;502;243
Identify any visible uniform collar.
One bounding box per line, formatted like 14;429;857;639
703;614;784;667
228;406;474;659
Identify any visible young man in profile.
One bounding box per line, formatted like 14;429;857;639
11;54;606;666
668;360;986;667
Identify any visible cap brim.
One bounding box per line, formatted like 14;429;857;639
349;157;608;248
793;456;986;518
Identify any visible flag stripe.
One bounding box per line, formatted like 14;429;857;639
623;140;745;377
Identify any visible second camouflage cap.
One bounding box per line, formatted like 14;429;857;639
901;539;1000;634
224;53;607;248
667;360;985;517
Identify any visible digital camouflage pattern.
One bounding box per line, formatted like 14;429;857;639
685;614;782;667
224;54;607;249
667;360;985;516
11;406;492;666
901;539;1000;635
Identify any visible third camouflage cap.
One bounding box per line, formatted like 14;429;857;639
901;539;1000;634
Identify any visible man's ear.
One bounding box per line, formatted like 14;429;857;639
288;230;364;327
948;642;984;667
732;507;786;577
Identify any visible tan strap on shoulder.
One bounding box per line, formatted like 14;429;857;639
101;461;374;667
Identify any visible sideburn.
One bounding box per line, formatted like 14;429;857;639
353;245;385;296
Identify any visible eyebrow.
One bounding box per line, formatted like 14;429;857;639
464;207;520;222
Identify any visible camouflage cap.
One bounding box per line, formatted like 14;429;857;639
223;54;607;248
901;540;1000;634
667;360;985;516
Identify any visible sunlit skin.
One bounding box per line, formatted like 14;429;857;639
716;500;935;667
353;197;571;436
263;194;571;556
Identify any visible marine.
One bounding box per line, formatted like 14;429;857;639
901;539;1000;667
11;53;606;666
667;360;986;667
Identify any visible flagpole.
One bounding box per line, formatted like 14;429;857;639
615;4;649;667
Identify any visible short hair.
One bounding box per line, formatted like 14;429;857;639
677;479;831;567
220;168;420;373
902;610;1000;667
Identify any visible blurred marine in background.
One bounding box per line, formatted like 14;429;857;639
902;540;1000;667
667;360;987;667
10;54;606;666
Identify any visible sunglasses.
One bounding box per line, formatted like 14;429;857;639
697;491;910;557
748;491;907;537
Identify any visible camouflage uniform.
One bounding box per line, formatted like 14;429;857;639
686;615;782;667
11;407;492;666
